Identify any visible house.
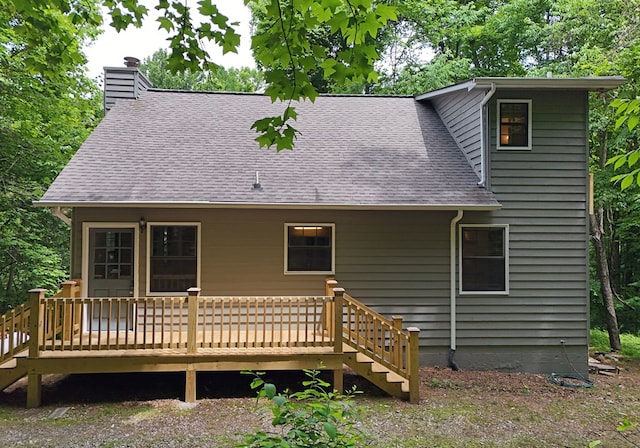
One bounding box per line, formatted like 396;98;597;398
2;59;625;407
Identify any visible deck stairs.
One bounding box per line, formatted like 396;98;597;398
343;344;410;400
0;353;28;391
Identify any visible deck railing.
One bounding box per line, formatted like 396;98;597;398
0;302;31;363
27;287;335;354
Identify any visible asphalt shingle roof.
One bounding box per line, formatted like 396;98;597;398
40;90;499;209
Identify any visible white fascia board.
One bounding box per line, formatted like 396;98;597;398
34;200;502;211
416;76;625;102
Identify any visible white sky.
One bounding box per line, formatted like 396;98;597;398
83;1;255;80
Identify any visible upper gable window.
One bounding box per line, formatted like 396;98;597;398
497;100;532;150
285;224;335;274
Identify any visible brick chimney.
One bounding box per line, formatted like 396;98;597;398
103;56;152;113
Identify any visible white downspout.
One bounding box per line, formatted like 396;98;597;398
478;83;497;187
449;209;464;370
51;206;71;226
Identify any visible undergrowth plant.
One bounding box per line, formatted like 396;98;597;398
237;369;366;448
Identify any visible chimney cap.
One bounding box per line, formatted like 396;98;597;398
124;56;141;67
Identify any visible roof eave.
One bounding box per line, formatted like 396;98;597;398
416;76;626;101
34;200;502;211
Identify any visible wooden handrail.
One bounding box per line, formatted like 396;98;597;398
0;302;31;363
326;278;421;403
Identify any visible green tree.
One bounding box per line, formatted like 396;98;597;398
141;49;264;91
1;0;102;310
100;0;396;149
10;0;396;150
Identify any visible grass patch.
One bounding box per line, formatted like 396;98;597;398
590;329;640;358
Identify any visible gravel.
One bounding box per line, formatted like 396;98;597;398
1;362;639;447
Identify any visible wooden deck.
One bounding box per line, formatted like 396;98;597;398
1;279;420;407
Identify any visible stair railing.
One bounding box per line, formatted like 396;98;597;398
0;302;31;364
327;278;420;403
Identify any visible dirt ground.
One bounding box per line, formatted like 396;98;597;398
0;358;639;447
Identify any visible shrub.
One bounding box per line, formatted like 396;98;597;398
237;369;366;448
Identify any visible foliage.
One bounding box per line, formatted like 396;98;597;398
141;49;264;91
237;370;365;448
607;98;640;190
590;330;640;359
2;0;102;311
98;0;397;150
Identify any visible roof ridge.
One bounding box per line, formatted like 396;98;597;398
145;88;413;98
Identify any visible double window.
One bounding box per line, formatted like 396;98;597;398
285;224;335;274
497;99;532;150
460;225;509;294
147;223;200;294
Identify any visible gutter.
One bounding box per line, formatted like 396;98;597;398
50;206;71;226
449;209;464;370
478;83;496;188
34;200;502;211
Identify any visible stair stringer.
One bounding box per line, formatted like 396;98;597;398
0;351;28;391
342;345;409;400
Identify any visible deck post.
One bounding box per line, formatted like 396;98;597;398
332;287;345;394
407;327;421;404
325;278;338;296
185;288;200;403
27;288;46;408
185;366;197;403
323;279;338;331
186;287;200;354
61;280;77;340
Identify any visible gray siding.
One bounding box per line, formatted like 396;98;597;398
103;67;152;112
453;90;590;373
431;89;485;179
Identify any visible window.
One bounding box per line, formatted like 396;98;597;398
460;225;508;294
148;224;199;293
285;224;334;274
497;100;532;150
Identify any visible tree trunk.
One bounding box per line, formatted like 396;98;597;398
590;206;622;351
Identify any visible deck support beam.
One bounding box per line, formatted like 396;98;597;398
26;373;42;408
185;366;196;403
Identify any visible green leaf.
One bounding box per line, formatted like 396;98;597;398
628;115;639;131
614;155;627;170
264;383;277;399
628;151;640;168
323;421;337;439
621;174;634;190
617;418;638;432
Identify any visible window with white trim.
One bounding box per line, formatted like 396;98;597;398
148;224;199;293
497;99;532;150
285;224;334;274
460;225;509;294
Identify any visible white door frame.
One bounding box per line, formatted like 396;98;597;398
82;222;141;299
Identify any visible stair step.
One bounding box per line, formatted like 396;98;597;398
370;363;390;374
355;352;374;364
